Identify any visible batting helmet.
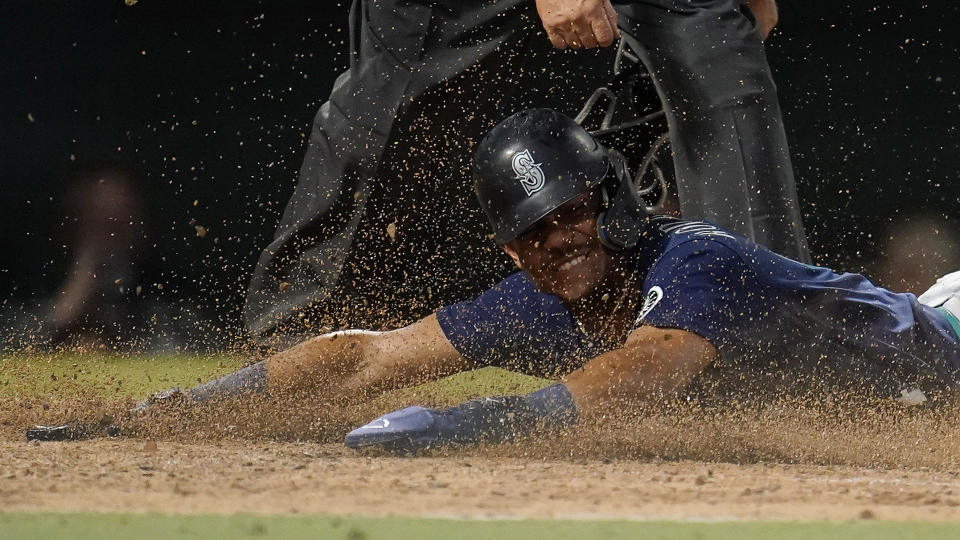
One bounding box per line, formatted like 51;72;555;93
473;108;647;250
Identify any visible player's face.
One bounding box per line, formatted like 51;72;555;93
503;191;613;302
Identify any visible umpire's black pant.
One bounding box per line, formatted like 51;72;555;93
244;0;810;343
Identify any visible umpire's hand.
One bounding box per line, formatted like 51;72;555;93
535;0;620;49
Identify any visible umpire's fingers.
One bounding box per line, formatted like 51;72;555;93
590;15;617;47
603;1;621;42
546;29;567;49
574;24;598;49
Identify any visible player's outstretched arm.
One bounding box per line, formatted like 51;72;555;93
167;313;467;406
265;314;468;399
563;326;716;416
26;314;467;441
345;326;716;453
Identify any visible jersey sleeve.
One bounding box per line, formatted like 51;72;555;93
636;240;759;346
435;272;589;376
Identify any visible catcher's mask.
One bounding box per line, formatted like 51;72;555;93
473;108;648;251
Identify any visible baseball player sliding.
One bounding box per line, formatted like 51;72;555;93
246;0;809;342
29;110;960;452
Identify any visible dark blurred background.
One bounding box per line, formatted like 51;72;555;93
1;1;958;346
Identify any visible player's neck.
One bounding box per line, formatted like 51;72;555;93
569;255;640;343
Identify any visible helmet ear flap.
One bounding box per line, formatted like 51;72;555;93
596;150;648;251
596;212;617;250
596;164;617;250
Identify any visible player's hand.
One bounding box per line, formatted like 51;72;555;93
534;0;620;50
344;396;535;454
344;406;445;454
742;0;778;40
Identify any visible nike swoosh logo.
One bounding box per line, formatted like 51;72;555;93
362;418;390;429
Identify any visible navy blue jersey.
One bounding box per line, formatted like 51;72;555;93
436;216;960;397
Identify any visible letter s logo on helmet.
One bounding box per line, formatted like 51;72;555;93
511;149;545;196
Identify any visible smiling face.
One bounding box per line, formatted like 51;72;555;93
502;190;614;302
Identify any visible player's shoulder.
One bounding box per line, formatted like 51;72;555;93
648;216;753;266
651;215;739;242
633;216;758;294
631;218;761;335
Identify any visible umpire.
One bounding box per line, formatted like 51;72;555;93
244;0;809;343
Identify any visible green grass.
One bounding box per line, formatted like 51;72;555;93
376;366;551;407
2;512;959;540
0;353;549;406
0;353;248;399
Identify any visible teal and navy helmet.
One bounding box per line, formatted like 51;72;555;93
472;108;647;250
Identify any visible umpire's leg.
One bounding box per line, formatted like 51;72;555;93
244;0;607;342
615;0;811;262
243;0;436;341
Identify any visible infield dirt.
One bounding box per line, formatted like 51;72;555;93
4;437;960;522
4;389;960;522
